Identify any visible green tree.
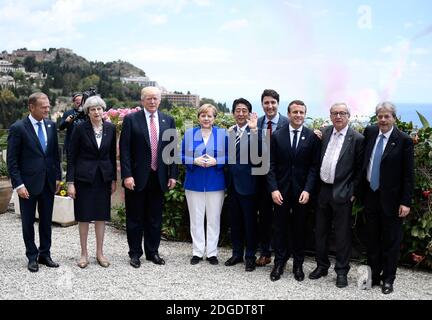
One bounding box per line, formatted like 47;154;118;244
23;56;37;72
78;74;100;91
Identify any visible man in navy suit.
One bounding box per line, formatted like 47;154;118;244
7;92;61;272
362;102;414;294
267;100;321;281
224;98;261;272
256;89;288;267
120;86;178;268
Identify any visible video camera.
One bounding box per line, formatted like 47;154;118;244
70;87;98;121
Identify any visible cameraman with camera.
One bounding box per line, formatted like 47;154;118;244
59;92;87;155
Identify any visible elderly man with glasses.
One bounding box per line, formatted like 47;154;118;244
309;102;364;288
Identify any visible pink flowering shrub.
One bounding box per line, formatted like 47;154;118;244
103;106;141;132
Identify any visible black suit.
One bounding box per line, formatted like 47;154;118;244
7;117;61;261
59;108;86;155
314;125;364;275
256;114;288;257
267;125;321;267
362;125;414;284
66;120;117;221
120;110;178;259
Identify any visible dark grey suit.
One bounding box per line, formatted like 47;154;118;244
314;125;364;275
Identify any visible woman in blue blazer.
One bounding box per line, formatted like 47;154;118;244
181;104;227;265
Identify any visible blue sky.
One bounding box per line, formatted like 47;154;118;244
1;0;431;117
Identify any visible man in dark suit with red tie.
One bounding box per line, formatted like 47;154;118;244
267;100;321;281
362;102;414;294
7;92;61;272
120;86;178;268
256;89;288;267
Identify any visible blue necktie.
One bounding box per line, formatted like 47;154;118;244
36;122;47;153
370;134;384;191
292;129;299;153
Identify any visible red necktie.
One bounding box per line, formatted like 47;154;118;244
267;121;272;138
150;114;158;171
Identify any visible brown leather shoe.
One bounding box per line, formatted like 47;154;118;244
256;256;271;266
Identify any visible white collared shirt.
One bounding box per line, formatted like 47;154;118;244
144;108;159;141
264;113;280;131
289;124;303;149
367;126;394;182
236;123;248;138
28;114;47;147
320;125;349;184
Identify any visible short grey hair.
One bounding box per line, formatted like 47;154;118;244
375;101;396;118
82;96;107;114
330;102;351;115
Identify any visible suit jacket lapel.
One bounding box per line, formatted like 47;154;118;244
382;128;398;161
337;128;353;162
138;110;151;147
84;121;99;150
294;127;307;156
157;111;168;151
24;117;44;154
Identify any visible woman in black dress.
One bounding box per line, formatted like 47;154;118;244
67;96;117;268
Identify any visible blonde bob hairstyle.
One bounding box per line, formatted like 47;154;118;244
197;104;218;118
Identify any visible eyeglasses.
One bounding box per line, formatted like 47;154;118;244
330;111;348;117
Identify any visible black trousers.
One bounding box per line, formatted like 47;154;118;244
314;183;352;275
125;171;164;259
273;196;307;267
257;191;274;257
364;187;403;284
19;181;55;262
227;186;258;259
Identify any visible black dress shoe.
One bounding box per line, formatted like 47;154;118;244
293;266;305;281
245;259;256;272
190;256;203;265
382;282;394;294
147;254;165;265
28;260;39;273
224;256;244;266
206;256;219;265
37;256;59;268
270;264;285;281
308;266;328;280
336;274;348;288
130;257;141;268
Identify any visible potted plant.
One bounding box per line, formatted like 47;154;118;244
0;159;13;214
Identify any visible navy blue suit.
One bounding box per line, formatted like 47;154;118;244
256;114;288;257
226;126;263;260
120;110;178;260
267;125;321;267
362;125;414;284
7;117;61;261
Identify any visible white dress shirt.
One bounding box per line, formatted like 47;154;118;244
320;125;348;184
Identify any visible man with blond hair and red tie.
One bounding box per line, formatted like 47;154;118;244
120;87;178;268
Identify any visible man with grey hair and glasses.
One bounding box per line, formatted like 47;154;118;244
309;103;364;288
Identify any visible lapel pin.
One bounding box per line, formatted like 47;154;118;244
301;136;305;140
47;124;51;128
391;142;396;146
162;119;166;123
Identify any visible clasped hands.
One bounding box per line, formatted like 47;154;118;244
194;154;217;168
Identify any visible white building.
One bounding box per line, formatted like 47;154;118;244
0;75;16;87
121;76;160;88
0;60;25;74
